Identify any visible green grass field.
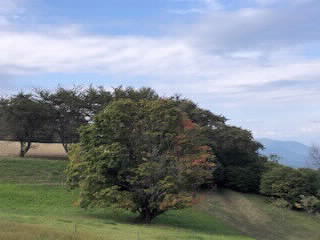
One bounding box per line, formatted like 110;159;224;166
0;157;252;240
0;157;320;240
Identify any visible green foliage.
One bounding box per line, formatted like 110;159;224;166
0;93;51;157
271;198;291;208
36;86;156;152
224;163;264;193
300;195;320;214
174;98;226;128
268;154;282;163
209;126;263;166
208;126;265;192
260;164;320;208
112;86;159;101
1;87;113;154
170;98;265;193
299;168;320;196
66;99;215;223
37;87;89;152
83;85;113;119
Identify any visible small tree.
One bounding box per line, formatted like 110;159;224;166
268;154;281;163
37;86;113;152
37;87;87;152
310;144;320;169
0;93;50;157
66;99;215;223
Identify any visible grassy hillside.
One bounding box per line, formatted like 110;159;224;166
0;157;66;184
1;157;320;240
198;190;320;240
0;157;252;240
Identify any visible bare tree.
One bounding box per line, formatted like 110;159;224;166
310;144;320;169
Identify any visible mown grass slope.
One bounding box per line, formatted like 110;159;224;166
0;157;252;240
198;190;320;240
0;157;66;184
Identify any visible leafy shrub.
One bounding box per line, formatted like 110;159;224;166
260;164;320;210
300;195;320;214
272;198;290;208
299;168;320;196
224;163;264;193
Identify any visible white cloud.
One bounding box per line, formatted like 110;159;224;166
0;25;320;102
169;0;222;15
190;1;319;52
0;0;320;142
0;0;318;102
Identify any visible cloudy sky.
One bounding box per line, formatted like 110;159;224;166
0;0;319;144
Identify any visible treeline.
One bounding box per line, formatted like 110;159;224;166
1;86;319;215
0;86;265;191
260;162;320;213
0;86;155;156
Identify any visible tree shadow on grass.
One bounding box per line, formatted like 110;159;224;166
153;208;245;237
79;208;137;225
82;207;247;238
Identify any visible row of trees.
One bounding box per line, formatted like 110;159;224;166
0;86;268;190
0;86;157;156
0;87;264;195
3;86;317;221
260;161;320;213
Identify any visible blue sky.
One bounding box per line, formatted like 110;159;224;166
0;0;319;145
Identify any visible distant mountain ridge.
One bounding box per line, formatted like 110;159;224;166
257;138;311;168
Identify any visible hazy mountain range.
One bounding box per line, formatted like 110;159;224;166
257;138;311;168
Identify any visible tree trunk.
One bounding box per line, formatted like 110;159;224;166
144;211;152;224
139;208;157;224
62;143;70;153
20;141;32;157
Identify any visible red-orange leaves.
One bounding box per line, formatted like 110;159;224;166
182;118;197;130
172;114;215;191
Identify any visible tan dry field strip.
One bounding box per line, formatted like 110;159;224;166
0;141;67;159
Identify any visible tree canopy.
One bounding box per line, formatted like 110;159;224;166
66;99;215;223
0;93;51;157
